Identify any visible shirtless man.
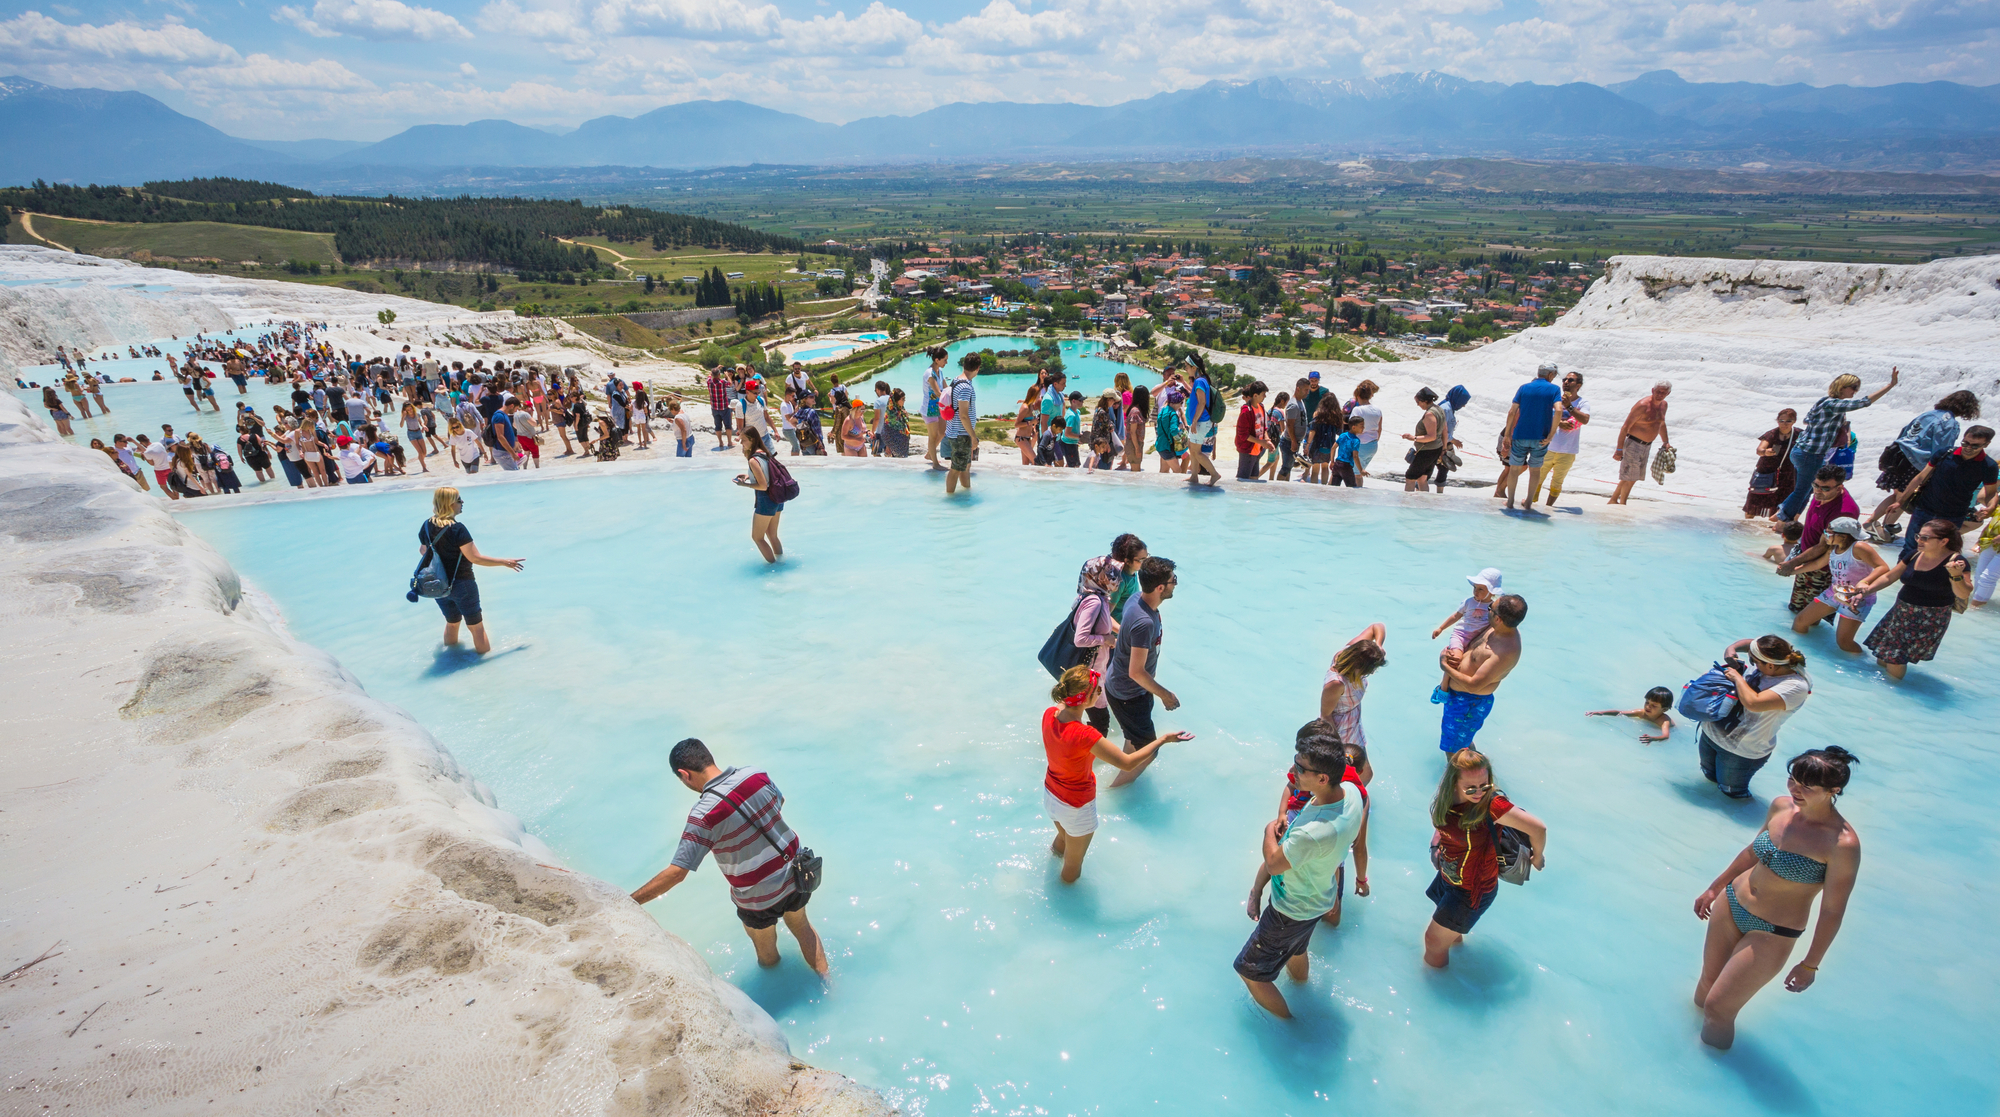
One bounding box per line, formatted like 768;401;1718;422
1610;382;1673;505
225;352;249;394
1433;594;1526;752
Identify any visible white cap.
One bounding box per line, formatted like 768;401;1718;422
1468;568;1502;591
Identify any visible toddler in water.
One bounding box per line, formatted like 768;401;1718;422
1586;686;1676;743
1761;520;1804;564
1431;568;1501;652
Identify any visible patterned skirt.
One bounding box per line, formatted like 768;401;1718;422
1862;599;1952;664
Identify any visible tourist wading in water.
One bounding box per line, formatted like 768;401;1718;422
1694;747;1862;1050
735;432;790;563
420;486;524;655
1103;556;1184;785
1042;665;1193;883
1235;734;1366;1018
1433;592;1525;753
1425;747;1548;968
631;738;829;975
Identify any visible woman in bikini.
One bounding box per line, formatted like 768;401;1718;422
1693;746;1861;1050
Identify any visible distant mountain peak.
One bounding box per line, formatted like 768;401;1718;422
0;75;54;99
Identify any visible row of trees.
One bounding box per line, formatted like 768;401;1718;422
0;182;800;272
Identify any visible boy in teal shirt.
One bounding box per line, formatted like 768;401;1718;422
1332;415;1363;487
1059;390;1084;468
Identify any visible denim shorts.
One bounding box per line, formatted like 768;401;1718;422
435;578;482;627
755;490;786;517
1508;439;1549;468
1426;872;1498;935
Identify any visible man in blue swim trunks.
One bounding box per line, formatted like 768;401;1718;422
1433;594;1525;752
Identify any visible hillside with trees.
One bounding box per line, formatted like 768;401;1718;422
0;181;802;274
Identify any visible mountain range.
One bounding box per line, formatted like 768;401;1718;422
5;70;2000;187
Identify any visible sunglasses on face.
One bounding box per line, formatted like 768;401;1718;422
1291;762;1328;779
1460;782;1493;796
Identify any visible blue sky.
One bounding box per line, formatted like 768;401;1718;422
2;0;1995;139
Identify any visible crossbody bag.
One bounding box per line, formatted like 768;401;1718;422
715;787;823;899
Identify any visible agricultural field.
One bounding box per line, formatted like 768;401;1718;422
10;215;338;264
627;178;2000;266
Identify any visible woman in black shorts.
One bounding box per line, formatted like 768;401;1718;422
1424;747;1548;969
420;486;525;655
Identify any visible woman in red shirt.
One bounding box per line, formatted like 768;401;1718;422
1424;747;1548;968
1044;665;1193;883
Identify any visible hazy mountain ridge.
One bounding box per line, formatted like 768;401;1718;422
6;71;2000;186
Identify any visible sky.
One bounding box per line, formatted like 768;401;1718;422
1;0;1996;140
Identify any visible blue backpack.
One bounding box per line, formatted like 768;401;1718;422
1678;663;1757;735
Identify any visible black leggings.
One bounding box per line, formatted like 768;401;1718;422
1087;706;1110;734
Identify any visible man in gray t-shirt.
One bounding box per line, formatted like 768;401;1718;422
1103;556;1184;785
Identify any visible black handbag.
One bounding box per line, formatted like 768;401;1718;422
716;786;822;898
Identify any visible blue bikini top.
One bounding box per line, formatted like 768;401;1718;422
1754;830;1827;884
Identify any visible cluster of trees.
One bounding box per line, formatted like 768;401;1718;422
690;266;734;307
735;282;785;320
140;177;314;203
0;181;796;273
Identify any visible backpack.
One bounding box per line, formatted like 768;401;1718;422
761;452;800;502
1678;662;1758;736
1036;594;1094;678
1198;378;1226;428
410;522;456;599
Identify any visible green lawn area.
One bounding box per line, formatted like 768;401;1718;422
26;217;338;264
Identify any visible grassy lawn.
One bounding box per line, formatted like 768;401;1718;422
24;216;338;264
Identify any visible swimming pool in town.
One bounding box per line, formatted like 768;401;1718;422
865;336;1146;415
176;467;1997;1116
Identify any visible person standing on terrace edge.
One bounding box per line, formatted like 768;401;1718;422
1183;354;1224;487
1694;747;1862;1050
1401;386;1447;493
706;367;734;451
1777;369;1900;522
1533;370;1590;507
922;345;951;470
1043;665;1194;884
1104;556;1182;786
1498;362;1564;511
943;353;979;496
1234;380;1270;482
1235;735;1366;1019
631;738;829;975
1609;381;1673;506
420;486;525;655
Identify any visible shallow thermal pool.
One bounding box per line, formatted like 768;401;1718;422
177;466;1997;1115
866;336;1146;416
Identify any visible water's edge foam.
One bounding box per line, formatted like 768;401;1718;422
0;392;893;1115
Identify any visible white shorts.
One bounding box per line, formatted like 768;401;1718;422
1044;788;1099;836
1192;420;1213;443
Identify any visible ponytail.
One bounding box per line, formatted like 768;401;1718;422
1051;665;1096;706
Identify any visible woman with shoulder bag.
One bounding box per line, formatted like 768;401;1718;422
1745;409;1799;518
736;434;790;564
1424;747;1548;969
419;486;525;655
1402;387;1448;492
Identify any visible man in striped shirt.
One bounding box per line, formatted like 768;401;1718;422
944;353;980;495
631;739;828;973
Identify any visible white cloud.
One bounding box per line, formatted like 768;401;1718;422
184;52;370;91
593;0;784;40
938;0;1090;54
459;61;478;75
0;11;238;65
275;0;471;42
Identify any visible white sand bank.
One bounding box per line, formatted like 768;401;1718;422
1218;254;2000;508
0;393;890;1114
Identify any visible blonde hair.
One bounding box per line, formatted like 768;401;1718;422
1431;748;1498;829
431;486;461;526
1050;664;1094;705
1332;639;1387;685
1828;374;1862;396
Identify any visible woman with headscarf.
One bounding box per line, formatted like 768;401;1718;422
1068;556;1123;738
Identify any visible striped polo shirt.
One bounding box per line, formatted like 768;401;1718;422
671;767;800;911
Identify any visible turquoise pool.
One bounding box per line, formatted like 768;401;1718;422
177;467;1998;1115
858;336;1152;416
